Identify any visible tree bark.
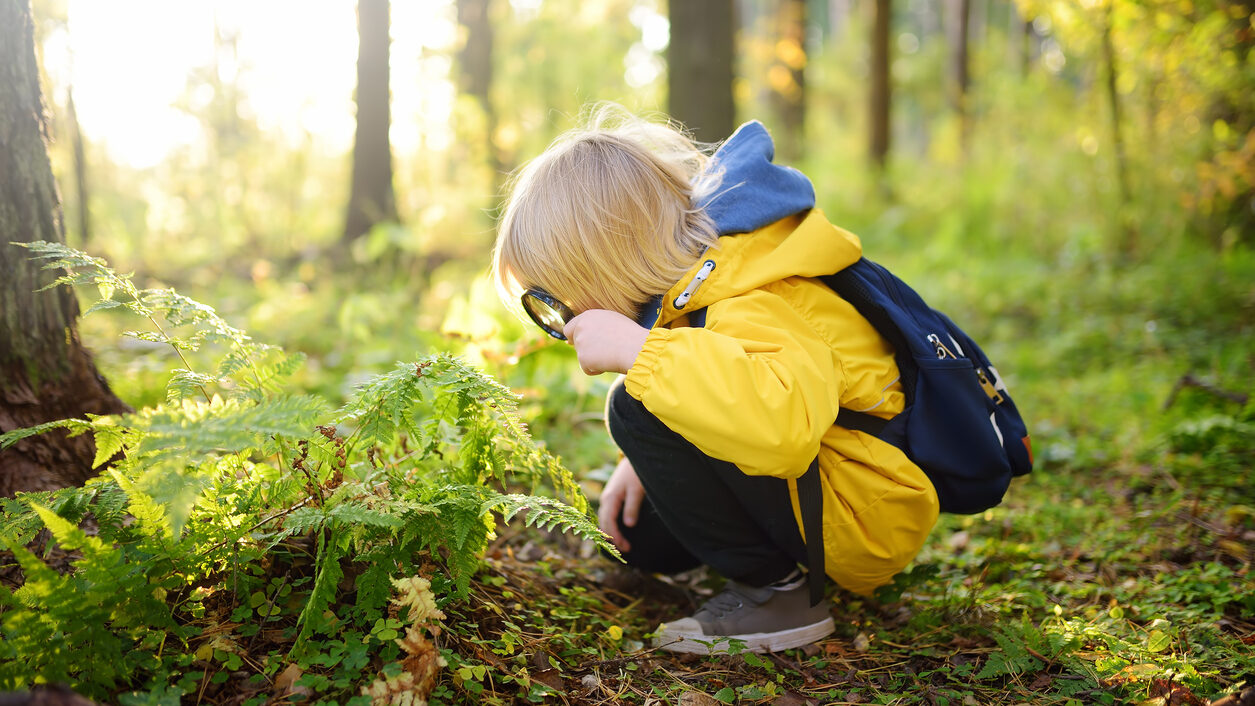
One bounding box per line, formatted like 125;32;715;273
869;0;892;170
343;0;398;245
66;87;89;248
456;0;501;175
769;0;806;162
1099;2;1135;254
668;0;737;143
457;0;494;115
0;0;130;497
948;0;971;156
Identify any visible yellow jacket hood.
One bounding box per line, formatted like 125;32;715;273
657;209;864;327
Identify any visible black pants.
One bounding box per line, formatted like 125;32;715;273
605;378;808;588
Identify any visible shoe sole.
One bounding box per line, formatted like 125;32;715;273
654;616;836;655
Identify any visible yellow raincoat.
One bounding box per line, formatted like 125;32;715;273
623;208;939;595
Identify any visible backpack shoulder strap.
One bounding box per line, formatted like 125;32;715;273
798;458;826;606
687;302;826;605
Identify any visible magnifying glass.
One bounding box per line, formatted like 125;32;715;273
521;289;575;340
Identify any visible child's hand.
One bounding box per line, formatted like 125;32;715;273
598;457;644;553
562;309;649;376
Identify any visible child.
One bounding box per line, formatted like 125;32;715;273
492;106;939;654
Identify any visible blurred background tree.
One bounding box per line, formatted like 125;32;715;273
668;0;736;142
0;0;130;495
343;0;399;248
8;0;1252;473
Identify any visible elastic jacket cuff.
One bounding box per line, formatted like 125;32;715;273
624;327;672;399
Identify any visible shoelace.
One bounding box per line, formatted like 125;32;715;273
700;587;752;618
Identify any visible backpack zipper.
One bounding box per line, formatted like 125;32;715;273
927;333;958;359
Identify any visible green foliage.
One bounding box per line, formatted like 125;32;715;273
0;243;610;701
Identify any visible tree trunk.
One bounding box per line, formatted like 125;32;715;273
457;0;494;117
869;0;892;170
1099;2;1135;254
66;87;90;248
343;0;398;245
668;0;737;143
0;0;130;497
948;0;971;156
456;0;501;176
769;0;807;162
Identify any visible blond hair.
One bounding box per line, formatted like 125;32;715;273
492;105;722;321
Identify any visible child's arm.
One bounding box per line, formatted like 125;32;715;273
622;286;844;479
597;457;644;552
562;309;649;376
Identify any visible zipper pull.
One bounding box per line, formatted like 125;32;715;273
927;333;958;359
976;368;1005;404
673;259;716;309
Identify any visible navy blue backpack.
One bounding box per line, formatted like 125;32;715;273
818;258;1033;513
690;257;1033;603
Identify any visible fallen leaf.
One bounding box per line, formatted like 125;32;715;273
771;691;813;706
853;632;871;652
679;691;720;706
532;668;565;692
273;663;304;693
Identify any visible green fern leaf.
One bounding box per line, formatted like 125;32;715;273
293;529;346;651
134;394;328;459
133;461;214;537
166;369;219;402
280;506;331;538
30;503;108;556
486;492;616;556
326;500;405;530
0;418;93;450
91;424;127;469
83;297;124;315
976;625;1044;680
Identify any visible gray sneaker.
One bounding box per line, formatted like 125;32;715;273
653;580;835;654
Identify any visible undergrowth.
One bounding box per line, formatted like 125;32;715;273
0;242;612;704
3;240;1253;706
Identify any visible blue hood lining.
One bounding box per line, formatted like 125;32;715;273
697;121;816;236
637;121;816;328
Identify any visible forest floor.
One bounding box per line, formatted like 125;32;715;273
418;453;1255;706
4;405;1252;706
4;447;1252;706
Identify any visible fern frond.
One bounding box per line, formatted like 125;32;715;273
0;418;93;450
0;493;57;546
87;479;131;538
976;624;1045;680
134;395;328;459
237;351;307;398
486;492;617;557
2;539;64;610
337;361;426;448
166;370;221;403
281;506;331;538
353;559;394;619
14;241;147;315
90;422;130;469
29;503;108;557
293;529;347;651
110;470;174;541
326;500;405;530
141;288;252;348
